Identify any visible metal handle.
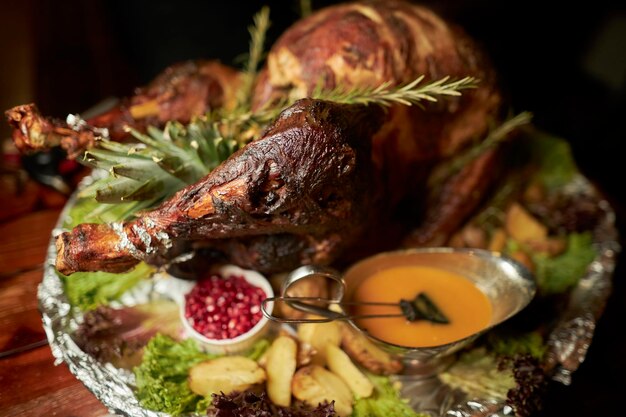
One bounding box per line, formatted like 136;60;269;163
260;265;347;324
261;296;407;324
280;265;346;302
262;297;346;323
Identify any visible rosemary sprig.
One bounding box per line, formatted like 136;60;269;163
213;98;289;144
299;0;312;17
236;6;271;110
218;75;479;146
313;76;479;107
427;112;533;189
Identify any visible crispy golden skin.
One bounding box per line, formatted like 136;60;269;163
56;100;385;275
53;0;504;275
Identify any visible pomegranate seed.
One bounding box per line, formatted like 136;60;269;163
184;273;266;340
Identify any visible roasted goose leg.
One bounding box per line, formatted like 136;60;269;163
403;148;502;247
5;60;240;159
56;99;384;275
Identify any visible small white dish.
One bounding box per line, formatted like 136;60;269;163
179;264;274;354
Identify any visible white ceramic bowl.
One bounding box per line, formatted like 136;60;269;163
180;264;274;354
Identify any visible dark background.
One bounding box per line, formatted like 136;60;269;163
1;0;624;415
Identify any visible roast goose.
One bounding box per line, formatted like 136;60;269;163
7;0;505;275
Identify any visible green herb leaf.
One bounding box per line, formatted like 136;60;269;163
134;335;271;415
312;75;479;108
353;373;429;417
237;6;271;110
76;119;239;218
134;334;219;415
60;262;154;311
439;348;515;401
440;348;547;417
428;112;533;189
400;293;449;324
299;0;312;17
487;331;547;361
528;131;578;190
245;338;271;361
532;232;596;295
63;197;144;227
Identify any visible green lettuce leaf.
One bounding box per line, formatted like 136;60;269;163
134;335;271;415
487;331;547;361
63;196;147;228
439;348;515;401
532;232;596;295
352;373;428;417
134;334;219;415
439;348;547;417
60;262;154;311
528;131;578;190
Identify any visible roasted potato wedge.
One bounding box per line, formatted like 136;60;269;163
297;319;341;366
188;356;266;396
448;224;487;249
292;365;353;416
297;341;316;367
487;227;508;252
505;202;547;243
340;323;402;375
266;335;298;407
325;344;373;398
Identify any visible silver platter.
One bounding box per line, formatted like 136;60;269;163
39;173;620;417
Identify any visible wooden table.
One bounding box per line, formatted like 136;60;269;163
1;190;624;417
0;209;109;416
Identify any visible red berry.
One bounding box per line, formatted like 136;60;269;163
184;273;266;340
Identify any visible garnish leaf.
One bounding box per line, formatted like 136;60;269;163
439;348;515;401
487;331;547;361
60;262;154;311
63;197;147;227
400;293;449;324
532;232;596;295
528;130;578;190
312;76;479;107
134;335;272;415
134;334;219;415
353;373;429;417
78;119;239;210
236;6;271;110
440;348;547;416
428;112;533;189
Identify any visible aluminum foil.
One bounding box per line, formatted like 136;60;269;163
39;173;620;417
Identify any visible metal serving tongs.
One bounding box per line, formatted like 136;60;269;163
261;265;449;325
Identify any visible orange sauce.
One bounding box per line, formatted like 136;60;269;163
352;266;492;347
